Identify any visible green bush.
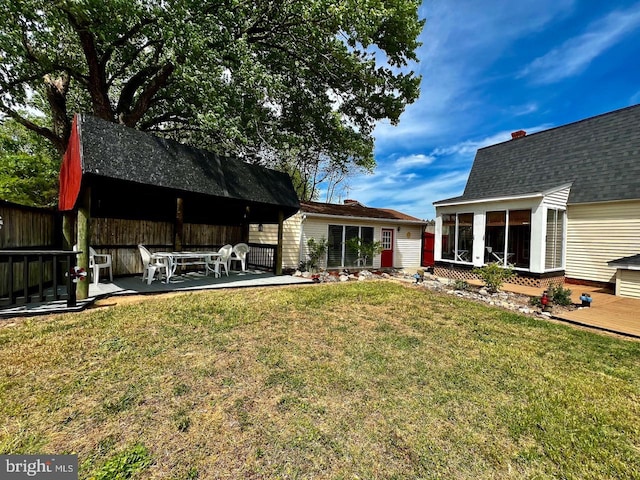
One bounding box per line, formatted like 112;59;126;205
548;282;573;306
453;279;469;291
473;262;514;293
306;237;327;272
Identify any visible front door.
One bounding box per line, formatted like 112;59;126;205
381;228;394;268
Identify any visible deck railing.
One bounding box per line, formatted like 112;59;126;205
247;243;277;272
0;250;77;309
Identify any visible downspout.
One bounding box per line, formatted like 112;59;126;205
298;213;307;268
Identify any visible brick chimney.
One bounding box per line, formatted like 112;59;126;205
511;130;526;139
343;199;361;206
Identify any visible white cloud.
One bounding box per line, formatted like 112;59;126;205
373;0;575;154
520;3;640;84
393;153;436;170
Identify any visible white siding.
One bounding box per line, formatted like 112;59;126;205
566;201;640;283
300;218;330;268
248;213;303;269
301;218;423;269
395;225;423;269
619;270;640;299
542;186;571;208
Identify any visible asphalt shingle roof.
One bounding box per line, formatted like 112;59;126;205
300;201;424;223
78;114;299;216
435;104;640;205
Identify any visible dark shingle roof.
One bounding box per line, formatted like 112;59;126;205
608;254;640;268
78;114;299;223
300;201;424;223
78;114;299;221
437;104;640;205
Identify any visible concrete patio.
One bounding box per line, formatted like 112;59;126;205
0;270;314;318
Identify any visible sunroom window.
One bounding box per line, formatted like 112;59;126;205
545;209;564;269
484;209;531;269
441;213;473;262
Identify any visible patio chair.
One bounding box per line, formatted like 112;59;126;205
207;244;233;277
230;243;250;272
138;244;169;285
74;245;113;286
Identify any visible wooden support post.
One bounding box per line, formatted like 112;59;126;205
275;209;284;275
76;186;91;300
174;197;184;251
242;206;250;243
62;212;75;250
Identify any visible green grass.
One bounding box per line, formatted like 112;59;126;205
1;281;639;479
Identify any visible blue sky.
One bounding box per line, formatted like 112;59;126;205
331;0;640;220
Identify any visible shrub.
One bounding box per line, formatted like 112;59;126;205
345;237;383;267
473;262;514;293
306;237;327;272
548;282;573;306
453;279;469;291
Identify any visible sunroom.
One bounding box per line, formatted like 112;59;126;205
433;184;570;288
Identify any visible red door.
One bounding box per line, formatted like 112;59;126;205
381;228;394;268
422;232;435;267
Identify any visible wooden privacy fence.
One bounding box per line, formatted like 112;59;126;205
1;201;280;308
0;201;62;305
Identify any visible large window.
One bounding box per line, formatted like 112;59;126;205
484;209;531;269
545;209;564;269
441;213;473;262
327;225;374;267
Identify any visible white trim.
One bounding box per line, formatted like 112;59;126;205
434;184;574;208
567;197;640;206
608;264;640;271
434;192;543;207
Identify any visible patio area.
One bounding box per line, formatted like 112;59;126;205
494;282;640;339
0;270;314;319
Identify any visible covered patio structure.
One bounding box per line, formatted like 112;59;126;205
59;114;300;298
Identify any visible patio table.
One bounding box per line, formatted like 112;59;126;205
151;251;221;283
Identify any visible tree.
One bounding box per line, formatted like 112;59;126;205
0;0;423;188
0;117;59;207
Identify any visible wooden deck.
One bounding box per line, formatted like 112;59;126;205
493;282;640;339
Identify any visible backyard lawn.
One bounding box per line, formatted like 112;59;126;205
1;281;639;479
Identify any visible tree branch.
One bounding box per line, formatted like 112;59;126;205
119;62;175;127
0;105;65;153
64;7;113;120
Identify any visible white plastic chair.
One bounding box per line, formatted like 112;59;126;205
207;244;233;277
89;247;113;286
74;244;113;286
138;244;169;285
230;243;250;272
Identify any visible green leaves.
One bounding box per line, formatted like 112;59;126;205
1;0;423;196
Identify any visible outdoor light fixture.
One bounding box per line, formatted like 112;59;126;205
0;215;3;230
258;224;264;232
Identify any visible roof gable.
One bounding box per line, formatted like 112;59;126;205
446;104;640;205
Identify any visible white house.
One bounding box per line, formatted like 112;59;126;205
250;200;426;271
433;104;640;297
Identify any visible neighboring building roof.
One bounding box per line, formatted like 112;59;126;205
300;200;424;223
434;104;640;206
608;254;640;269
60;114;299;223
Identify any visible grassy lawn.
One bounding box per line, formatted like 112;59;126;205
1;281;639;479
